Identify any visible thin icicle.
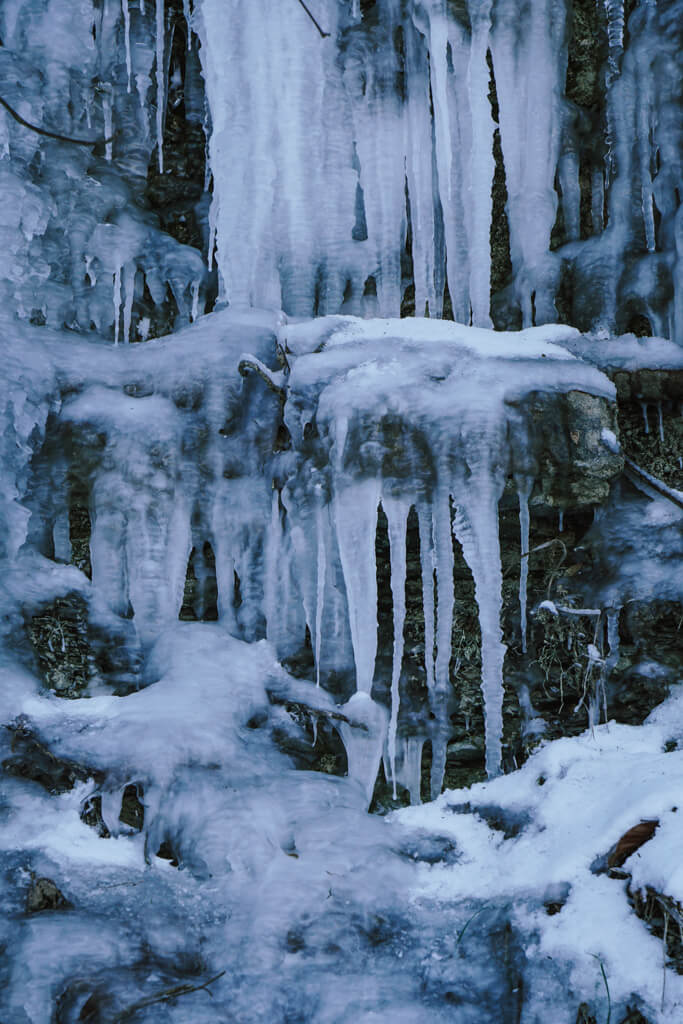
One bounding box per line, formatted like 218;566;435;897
122;0;132;92
417;503;436;696
264;489;282;647
517;478;533;654
453;467;507;779
314;500;327;687
102;89;113;162
382;496;410;799
122;262;135;343
604;0;625;74
591;166;604;233
606;606;621;673
430;481;454;799
559;508;564;533
139;0;145;12
657;402;665;442
640;401;650;434
467;0;494;327
156;0;165;173
113;266;122;345
207;194;218;272
182;0;192;46
395;735;424;806
191;279;200;322
433;483;454;699
334;480;380;694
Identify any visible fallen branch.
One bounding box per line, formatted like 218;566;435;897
0;94;114;147
113;970;226;1022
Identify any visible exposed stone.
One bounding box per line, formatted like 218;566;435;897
26;876;68;913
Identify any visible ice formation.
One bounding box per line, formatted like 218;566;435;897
193;0;683;341
0;0;682;1020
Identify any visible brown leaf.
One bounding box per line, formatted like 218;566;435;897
607;820;659;868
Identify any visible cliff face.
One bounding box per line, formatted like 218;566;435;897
0;2;682;1023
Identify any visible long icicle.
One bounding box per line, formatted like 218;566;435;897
314;500;327;687
417;502;436;697
431;479;454;798
517;477;533;654
156;0;165;173
122;0;132;91
382;496;410;799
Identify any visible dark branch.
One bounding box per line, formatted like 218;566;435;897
113;970;226;1021
294;0;330;38
0;95;114;147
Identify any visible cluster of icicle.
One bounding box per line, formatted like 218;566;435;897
0;0;206;340
194;0;683;342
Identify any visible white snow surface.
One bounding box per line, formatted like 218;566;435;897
398;689;683;1023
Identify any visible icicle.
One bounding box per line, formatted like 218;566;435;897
453;468;507;779
314;500;327;687
122;262;135;343
433;483;454;700
605;606;621;673
102;89;113;162
139;0;145;12
591;166;604;233
190;279;200;322
352;0;360;19
334;480;380;694
640;401;650;434
395;735;424;806
517;478;533;654
382;496;410;799
335;693;388;809
207;194;218;272
156;0;165;173
430;481;454;799
559;149;581;242
558;508;564;533
85;255;96;287
417;503;436;696
182;0;192;46
604;0;625;76
467;0;494;327
52;512;71;563
113;266;122;345
264;489;283;648
100;790;123;838
657;402;665;442
122;0;132;92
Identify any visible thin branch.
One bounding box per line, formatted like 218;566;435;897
113;970;226;1022
269;692;369;731
623;455;683;510
294;0;330;37
0;95;114;147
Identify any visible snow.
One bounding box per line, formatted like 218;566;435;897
398;689;683;1022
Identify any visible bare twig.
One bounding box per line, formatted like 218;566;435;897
113;970;226;1022
238;355;286;397
294;0;331;37
0;94;114;146
590;954;611;1024
269;693;369;731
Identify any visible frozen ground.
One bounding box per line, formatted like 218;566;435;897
2;623;683;1022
